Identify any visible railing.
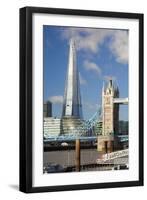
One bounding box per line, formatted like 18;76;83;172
44;134;128;142
96;149;128;164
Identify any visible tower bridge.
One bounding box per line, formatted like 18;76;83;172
44;38;129;154
44;103;128;143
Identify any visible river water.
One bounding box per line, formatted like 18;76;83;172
43;149;101;167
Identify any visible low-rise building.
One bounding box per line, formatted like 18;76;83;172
44;117;61;138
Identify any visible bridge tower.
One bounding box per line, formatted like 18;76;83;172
102;79;119;135
97;79;119;153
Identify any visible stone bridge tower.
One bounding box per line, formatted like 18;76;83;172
102;79;119;136
97;79;119;153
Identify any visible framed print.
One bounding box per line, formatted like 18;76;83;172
19;7;144;193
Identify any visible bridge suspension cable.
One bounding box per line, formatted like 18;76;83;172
44;107;102;141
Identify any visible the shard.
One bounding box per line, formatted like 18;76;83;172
61;38;83;135
62;38;83;119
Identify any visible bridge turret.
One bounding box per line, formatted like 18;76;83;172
102;79;119;136
114;86;119;97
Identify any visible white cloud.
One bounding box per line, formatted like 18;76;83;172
83;60;101;75
109;30;128;64
79;73;87;85
60;28;128;64
49;95;63;104
61;28;113;53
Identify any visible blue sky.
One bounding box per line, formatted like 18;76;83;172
43;26;128;120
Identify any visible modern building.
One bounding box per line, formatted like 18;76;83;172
62;38;83;118
43;101;52;118
61;38;83;135
43;117;61;138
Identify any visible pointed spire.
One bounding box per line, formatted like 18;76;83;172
108;79;113;88
69;37;75;47
62;38;83;119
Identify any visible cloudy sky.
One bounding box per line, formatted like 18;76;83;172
43;26;128;120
